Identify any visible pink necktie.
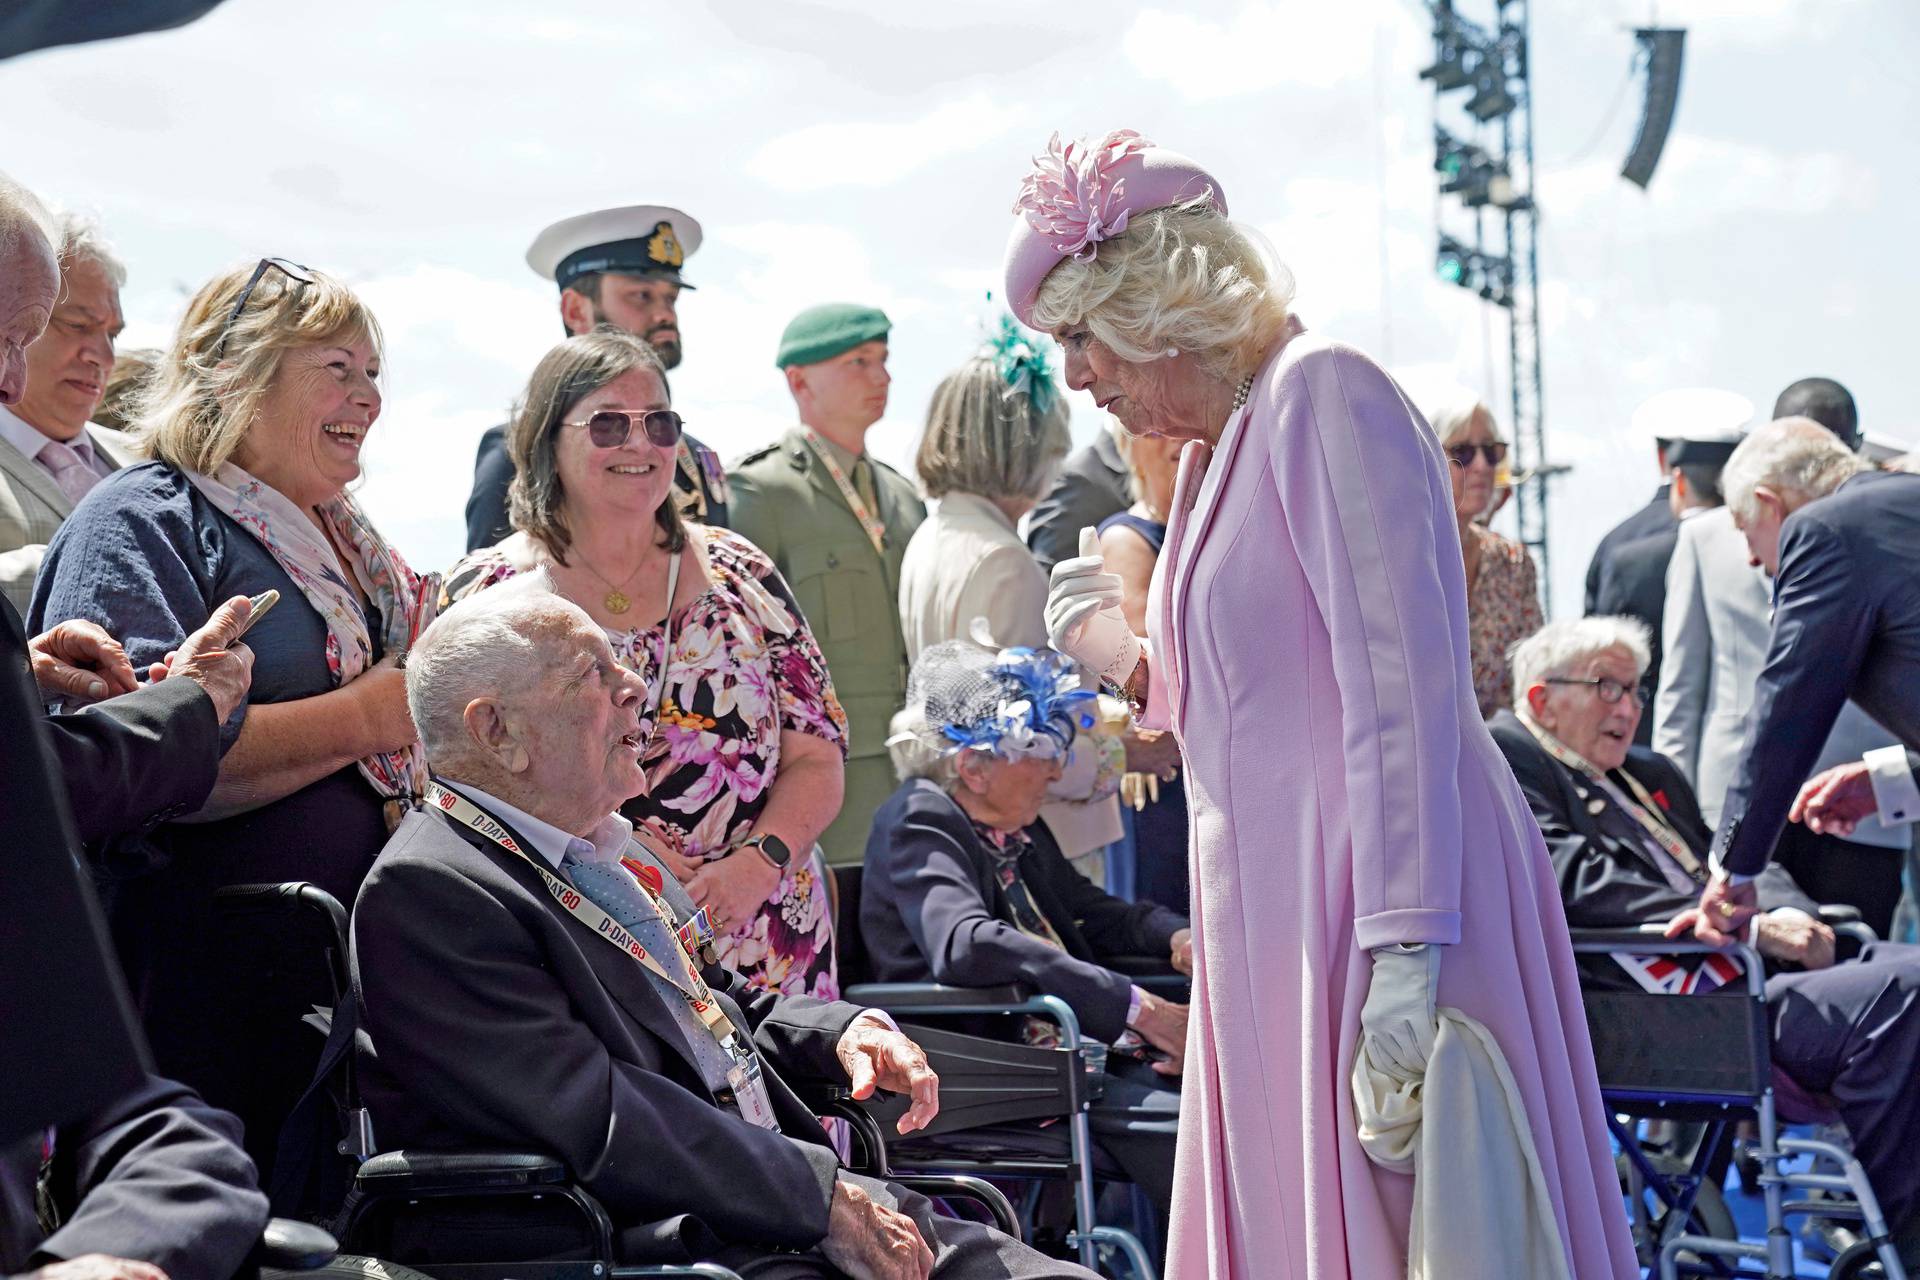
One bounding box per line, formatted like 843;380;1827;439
38;438;102;507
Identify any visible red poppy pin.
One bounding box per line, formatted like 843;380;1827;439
1652;790;1671;811
625;858;665;897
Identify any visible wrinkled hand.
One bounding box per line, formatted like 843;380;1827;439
1359;943;1440;1083
29;619;139;704
26;1255;170;1280
1045;527;1142;686
1667;875;1762;948
1754;909;1836;970
1791;762;1879;837
1123;727;1181;776
687;850;781;936
837;1017;939;1133
632;823;703;885
1130;990;1189;1076
1169;928;1193;976
820;1179;934;1280
342;656;415;752
153;595;257;723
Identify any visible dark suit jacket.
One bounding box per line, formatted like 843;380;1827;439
1488;711;1816;928
1715;470;1920;874
1584;485;1675;616
2;593;219;850
464;424;729;551
1025;431;1129;575
860;779;1187;1043
1592;525;1681;746
0;1075;268;1280
351;802;862;1254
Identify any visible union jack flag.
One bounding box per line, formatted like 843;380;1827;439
1614;950;1745;996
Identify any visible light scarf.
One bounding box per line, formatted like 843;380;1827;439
189;461;439;802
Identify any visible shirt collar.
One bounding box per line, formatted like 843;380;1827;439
936;491;1017;533
0;402;79;464
445;779;632;870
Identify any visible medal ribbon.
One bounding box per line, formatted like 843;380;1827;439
423;782;738;1040
801;429;887;558
1516;713;1704;878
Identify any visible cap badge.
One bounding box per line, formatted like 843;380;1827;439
647;222;685;268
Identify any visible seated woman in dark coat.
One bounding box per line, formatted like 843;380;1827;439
1491;616;1920;1248
860;639;1190;1236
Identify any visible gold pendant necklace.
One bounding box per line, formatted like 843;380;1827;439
571;547;645;615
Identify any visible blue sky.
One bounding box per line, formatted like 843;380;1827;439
7;0;1916;612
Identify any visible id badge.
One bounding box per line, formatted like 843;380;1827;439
727;1055;779;1131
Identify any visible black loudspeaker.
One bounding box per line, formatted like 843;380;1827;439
1622;28;1686;189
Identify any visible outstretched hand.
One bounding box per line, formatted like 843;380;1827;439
29;619;139;704
1666;875;1761;948
1790;762;1879;837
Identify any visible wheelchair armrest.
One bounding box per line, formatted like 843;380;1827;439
355;1149;569;1193
1103;953;1176;978
252;1217;338;1271
1816;903;1863;927
1567;925;1681;950
843;982;1029;1009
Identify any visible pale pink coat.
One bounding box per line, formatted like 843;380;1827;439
1147;332;1637;1279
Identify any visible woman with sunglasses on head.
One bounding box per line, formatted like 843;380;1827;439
1428;395;1543;719
30;259;434;1175
444;330;847;998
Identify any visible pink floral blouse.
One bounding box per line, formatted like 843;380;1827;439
1465;523;1544;719
443;526;850;999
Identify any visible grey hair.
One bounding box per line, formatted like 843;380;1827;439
915;355;1071;501
1509;616;1652;706
1425;396;1504;447
1029;199;1296;384
405;570;579;766
51;208;127;289
0;170;56;264
1722;417;1870;525
887;706;959;787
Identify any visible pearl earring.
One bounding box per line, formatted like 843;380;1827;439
1163;347;1180;358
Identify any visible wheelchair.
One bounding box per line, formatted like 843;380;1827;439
1572;918;1909;1280
826;863;1183;1279
211;880;1020;1280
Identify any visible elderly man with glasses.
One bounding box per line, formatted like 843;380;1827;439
1489;616;1920;1260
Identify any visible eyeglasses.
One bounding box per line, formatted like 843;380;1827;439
1545;676;1648;706
563;409;685;450
214;257;316;360
1446;441;1509;468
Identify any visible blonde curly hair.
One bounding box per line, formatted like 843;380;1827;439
1028;199;1296;383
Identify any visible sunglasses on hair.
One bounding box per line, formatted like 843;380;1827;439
564;409;685;450
1445;441;1508;468
214;257;316;360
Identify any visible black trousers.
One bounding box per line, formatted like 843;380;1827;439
1772;822;1907;941
710;1174;1099;1278
1768;942;1920;1227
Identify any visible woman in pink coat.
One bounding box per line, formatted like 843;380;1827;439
1006;131;1638;1278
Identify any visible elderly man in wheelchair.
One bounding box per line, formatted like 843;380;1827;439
348;583;1099;1280
1491;617;1920;1276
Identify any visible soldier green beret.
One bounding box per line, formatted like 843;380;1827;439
775;303;891;369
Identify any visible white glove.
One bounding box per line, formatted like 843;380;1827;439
1045;527;1143;686
1358;943;1441;1083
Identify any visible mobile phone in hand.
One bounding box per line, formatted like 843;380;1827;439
235;589;280;639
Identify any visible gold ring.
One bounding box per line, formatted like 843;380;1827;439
1715;901;1737;918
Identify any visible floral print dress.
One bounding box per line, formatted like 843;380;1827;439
1465;522;1545;720
443;526;849;999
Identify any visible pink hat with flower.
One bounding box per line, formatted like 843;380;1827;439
1003;129;1228;327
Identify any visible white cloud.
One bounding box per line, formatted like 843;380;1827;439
747;94;1030;193
1121;3;1419;100
1539;136;1878;229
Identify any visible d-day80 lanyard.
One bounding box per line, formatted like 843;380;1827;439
423;781;738;1044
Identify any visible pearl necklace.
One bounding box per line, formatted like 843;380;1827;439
1232;373;1255;411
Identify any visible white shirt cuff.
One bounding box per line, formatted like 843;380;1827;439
1708;856;1759;887
1864;745;1920;827
849;1009;900;1036
1125;984;1147;1029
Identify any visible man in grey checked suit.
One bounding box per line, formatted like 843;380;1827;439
0;201;135;615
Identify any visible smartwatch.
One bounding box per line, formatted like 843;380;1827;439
743;833;792;871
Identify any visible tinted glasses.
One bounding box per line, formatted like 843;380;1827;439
1445;441;1508;468
214;257;315;360
1545;675;1648;706
564;409;685;450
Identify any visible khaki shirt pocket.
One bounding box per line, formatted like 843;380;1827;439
787;540;873;645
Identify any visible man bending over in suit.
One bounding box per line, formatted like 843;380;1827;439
1490;617;1920;1256
1686;420;1920;941
352;581;1096;1280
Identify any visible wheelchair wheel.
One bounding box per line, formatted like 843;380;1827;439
1617;1151;1739;1251
263;1253;438;1280
1828;1238;1892;1278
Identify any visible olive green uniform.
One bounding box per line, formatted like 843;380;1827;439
729;427;926;867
